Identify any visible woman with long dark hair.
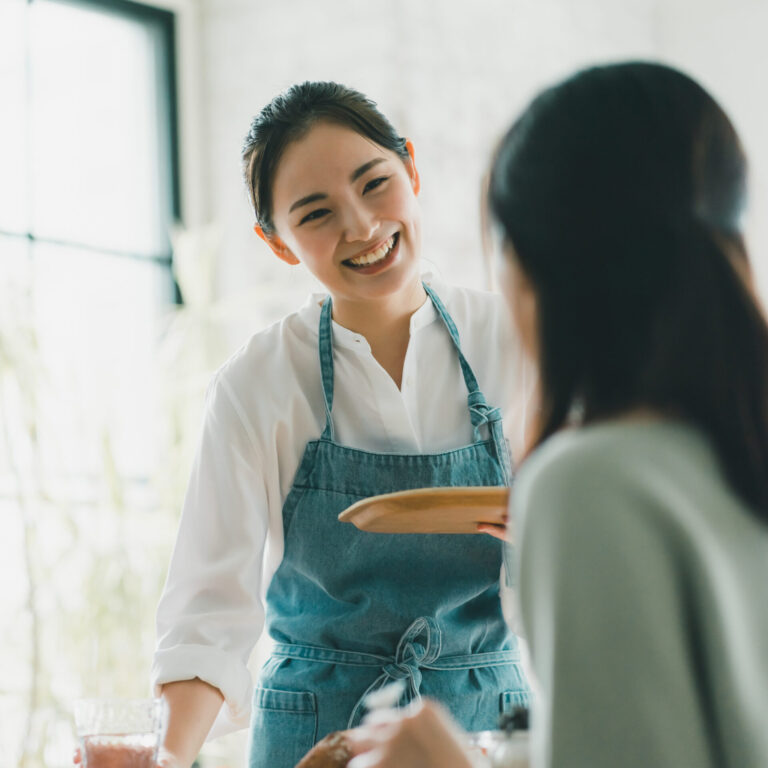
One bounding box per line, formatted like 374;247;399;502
147;82;530;768
347;61;768;768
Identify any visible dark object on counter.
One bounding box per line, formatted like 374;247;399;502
493;707;531;768
498;706;529;733
294;731;351;768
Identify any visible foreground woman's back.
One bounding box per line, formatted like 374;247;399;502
514;418;768;767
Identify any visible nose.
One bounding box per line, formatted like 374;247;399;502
341;201;379;243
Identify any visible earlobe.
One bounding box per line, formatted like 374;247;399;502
405;139;421;196
253;224;300;265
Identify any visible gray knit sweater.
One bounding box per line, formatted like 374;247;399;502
513;419;768;768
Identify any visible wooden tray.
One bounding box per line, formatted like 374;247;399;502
338;486;510;534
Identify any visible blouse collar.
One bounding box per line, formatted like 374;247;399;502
301;270;444;352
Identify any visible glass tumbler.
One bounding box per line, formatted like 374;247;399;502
74;698;166;768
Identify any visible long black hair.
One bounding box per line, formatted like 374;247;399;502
242;81;409;235
489;61;768;519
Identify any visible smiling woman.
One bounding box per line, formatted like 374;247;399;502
264;121;423;323
150;81;531;768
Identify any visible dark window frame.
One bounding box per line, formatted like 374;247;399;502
2;0;181;281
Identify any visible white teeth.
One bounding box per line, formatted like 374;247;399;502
348;236;395;266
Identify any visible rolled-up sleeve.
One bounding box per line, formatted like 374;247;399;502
151;372;269;726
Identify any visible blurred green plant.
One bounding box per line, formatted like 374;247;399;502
0;226;257;768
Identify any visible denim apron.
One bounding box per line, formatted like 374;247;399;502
248;285;530;768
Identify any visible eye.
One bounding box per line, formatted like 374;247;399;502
299;208;330;225
363;176;390;194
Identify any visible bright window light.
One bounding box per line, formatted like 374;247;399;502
0;1;178;764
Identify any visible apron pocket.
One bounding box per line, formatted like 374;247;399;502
249;686;318;768
500;689;532;714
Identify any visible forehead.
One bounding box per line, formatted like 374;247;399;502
272;121;393;202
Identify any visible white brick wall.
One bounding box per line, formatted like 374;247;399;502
195;0;766;339
654;0;768;300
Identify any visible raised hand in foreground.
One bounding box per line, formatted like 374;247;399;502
345;699;473;768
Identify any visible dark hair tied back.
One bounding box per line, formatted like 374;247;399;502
489;61;768;519
242;82;409;235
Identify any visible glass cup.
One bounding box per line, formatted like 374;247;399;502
464;730;505;767
74;698;166;768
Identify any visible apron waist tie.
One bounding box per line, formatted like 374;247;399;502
270;617;521;728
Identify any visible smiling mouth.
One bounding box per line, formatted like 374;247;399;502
344;233;399;268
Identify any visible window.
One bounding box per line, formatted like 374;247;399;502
0;0;179;480
0;1;179;763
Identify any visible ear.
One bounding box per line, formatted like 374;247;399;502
405;139;421;196
253;224;300;265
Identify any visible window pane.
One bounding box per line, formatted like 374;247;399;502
0;0;29;233
30;0;170;255
31;242;173;484
0;234;34;498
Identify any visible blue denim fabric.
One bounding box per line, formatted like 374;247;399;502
249;286;530;768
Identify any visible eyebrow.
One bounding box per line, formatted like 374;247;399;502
288;157;388;214
289;192;326;214
350;157;387;182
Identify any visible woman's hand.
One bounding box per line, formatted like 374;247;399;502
73;747;183;768
346;699;474;768
477;521;509;541
154;748;183;768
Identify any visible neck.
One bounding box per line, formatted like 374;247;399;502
331;281;428;388
331;281;427;337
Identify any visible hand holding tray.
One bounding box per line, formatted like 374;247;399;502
338;486;510;535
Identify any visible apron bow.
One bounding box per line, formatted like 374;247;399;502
347;617;442;728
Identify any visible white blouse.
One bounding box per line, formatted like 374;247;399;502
151;273;528;730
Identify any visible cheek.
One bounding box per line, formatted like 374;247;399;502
499;258;537;359
512;300;535;358
289;227;336;263
515;294;538;361
384;178;419;220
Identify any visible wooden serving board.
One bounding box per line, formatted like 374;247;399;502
338;486;510;535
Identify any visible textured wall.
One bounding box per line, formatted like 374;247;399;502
196;0;766;340
653;0;768;298
198;0;657;337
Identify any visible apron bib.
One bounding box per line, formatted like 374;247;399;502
248;285;530;768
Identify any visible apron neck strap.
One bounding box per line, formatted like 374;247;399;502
318;297;336;441
423;283;481;394
317;283;507;451
423;284;507;446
